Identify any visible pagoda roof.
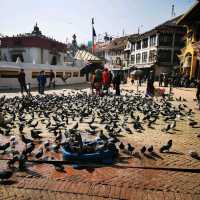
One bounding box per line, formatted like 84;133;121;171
177;1;200;25
130;15;185;43
0;24;67;52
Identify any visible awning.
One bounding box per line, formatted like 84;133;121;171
135;64;153;69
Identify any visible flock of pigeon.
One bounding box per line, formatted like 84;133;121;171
0;89;199;181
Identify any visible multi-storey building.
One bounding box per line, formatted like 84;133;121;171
128;16;186;76
95;36;132;69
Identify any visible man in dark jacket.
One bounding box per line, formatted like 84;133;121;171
113;71;122;96
37;71;47;94
18;69;28;95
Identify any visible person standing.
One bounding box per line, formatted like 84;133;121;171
49;70;55;89
146;70;155;96
94;69;102;95
18;69;29;95
113;71;122;96
102;68;110;95
159;73;164;87
37;71;47;94
90;71;96;94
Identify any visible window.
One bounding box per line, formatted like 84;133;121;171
136;53;141;64
32;72;40;78
159;33;173;46
51;56;57;65
131;55;135;64
73;72;79;77
56;72;63;78
132;43;136;51
11;54;24;62
142;38;148;48
149;50;156;63
0;70;18;78
142;52;148;63
174;34;184;47
116;57;121;65
65;72;72;78
136;41;141;50
158;50;172;62
150;35;156;46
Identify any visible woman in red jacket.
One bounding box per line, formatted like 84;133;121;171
102;68;110;95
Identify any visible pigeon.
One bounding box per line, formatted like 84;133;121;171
0;170;13;181
127;143;134;155
43;141;50;151
7;156;18;168
189;121;198;127
0;142;10;153
160;140;173;153
170;120;176;130
21;135;33;145
189;150;199;159
72;122;78;129
31;129;42;139
89;124;98;131
124;126;133;134
35;148;43;159
19;124;24;133
147;145;154;153
53;163;65;172
161;123;171;132
30;121;38;128
119;142;125;150
140;146;146;154
24;143;35;155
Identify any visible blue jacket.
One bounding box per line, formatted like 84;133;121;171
37;75;46;86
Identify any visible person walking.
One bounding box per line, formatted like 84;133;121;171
37;71;47;94
49;70;55;89
18;69;29;95
102;68;110;95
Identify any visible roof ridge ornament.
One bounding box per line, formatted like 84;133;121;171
32;22;42;36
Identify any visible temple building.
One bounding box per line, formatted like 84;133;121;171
0;23;67;65
177;0;200;79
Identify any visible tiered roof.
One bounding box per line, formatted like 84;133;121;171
0;24;67;53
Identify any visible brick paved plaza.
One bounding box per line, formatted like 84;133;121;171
0;82;200;200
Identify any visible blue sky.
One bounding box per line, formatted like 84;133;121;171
0;0;196;44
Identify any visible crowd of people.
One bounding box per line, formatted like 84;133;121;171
90;68;123;96
159;73;199;88
17;67;200;102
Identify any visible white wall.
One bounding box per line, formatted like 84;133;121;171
0;47;67;65
0;62;86;90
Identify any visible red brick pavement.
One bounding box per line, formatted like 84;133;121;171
0;84;200;199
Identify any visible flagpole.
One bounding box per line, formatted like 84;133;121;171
92;18;94;54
